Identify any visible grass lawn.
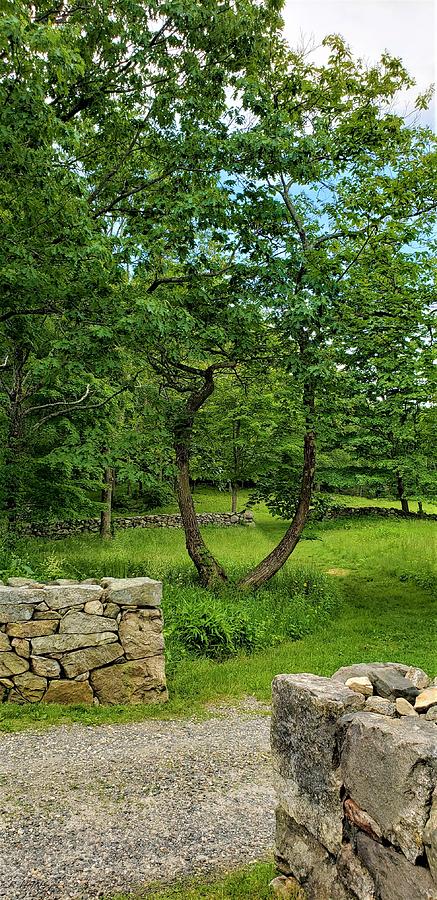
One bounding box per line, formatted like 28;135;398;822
1;491;435;732
104;862;297;900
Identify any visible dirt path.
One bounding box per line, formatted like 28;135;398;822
0;707;274;900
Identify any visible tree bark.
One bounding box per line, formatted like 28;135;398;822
173;366;228;587
99;466;114;540
231;482;238;514
396;472;410;515
238;427;316;589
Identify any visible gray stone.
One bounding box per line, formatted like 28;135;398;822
103;602;120;618
271;673;365;854
42;584;103;610
119;609;164;660
33;610;61;620
424;791;437;883
30;656;61;678
0;632;11;651
365;696;396;716
275;807;352;900
31;631;118;656
101;576;162;607
415;688;437;712
370;669;420;703
61;642;124;678
269;875;304;898
0;604;34;623
356;832;436;900
0;653;29;678
12;672;47;702
332;663;410;684
341;712;437;862
337;844;376;900
11;638;30;659
425;707;437;723
395;697;418;717
7;620;58;638
405;667;430;690
83;600;104;615
6;578;42;587
90;655;167;704
43;680;94;704
59;611;117;634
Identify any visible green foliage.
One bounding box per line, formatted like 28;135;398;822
106;861;280;900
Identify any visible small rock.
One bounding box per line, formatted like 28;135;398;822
83;600;104;615
395;697;418;717
425;706;437;722
404;666;430;689
269;875;302;898
0;632;11;651
415;686;437;712
12;671;47;702
43;680;94;704
365;696;395;716
103;602;120;619
345;676;373;697
343;797;382;841
370;669;420;703
11;638;30;659
31;656;61;678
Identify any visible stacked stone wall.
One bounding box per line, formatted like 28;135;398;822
0;577;167;705
271;663;437;900
21;510;255;539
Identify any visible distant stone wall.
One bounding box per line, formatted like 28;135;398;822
0;577;167;705
21;510;255;539
325;506;437;521
270;663;437;900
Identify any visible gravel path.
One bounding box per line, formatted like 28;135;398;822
0;706;274;900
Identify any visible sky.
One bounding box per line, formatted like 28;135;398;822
283;0;436;127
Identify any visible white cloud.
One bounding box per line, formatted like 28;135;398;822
283;0;435;126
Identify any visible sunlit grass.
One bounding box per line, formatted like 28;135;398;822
104;861;295;900
1;491;435;732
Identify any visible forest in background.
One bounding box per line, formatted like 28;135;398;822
1;0;436;589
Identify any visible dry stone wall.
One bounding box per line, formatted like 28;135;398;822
0;577;168;705
271;663;437;900
22;510;255;538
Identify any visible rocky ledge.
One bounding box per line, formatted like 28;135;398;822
271;662;437;900
0;576;168;705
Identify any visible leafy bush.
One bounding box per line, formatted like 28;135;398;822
164;568;338;662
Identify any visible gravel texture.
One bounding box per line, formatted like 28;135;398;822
0;704;274;899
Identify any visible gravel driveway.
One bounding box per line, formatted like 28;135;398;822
0;706;274;900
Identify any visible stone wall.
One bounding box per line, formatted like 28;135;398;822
324;506;437;522
22;510;255;539
271;663;437;900
0;577;167;705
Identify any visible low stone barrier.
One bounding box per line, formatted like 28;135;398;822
0;577;167;705
324;506;437;521
21;510;255;538
271;662;437;900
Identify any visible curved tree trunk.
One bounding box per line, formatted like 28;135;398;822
175;438;227;587
173;365;228;587
237;427;316;589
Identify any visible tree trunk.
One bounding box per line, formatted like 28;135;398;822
172;365;228;588
231;482;238;514
418;500;423;517
238;428;316;589
396;472;410;515
175;438;227;587
99;466;114;540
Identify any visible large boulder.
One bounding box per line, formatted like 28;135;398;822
356;832;436;900
275;807;353;900
42;583;103;610
340;713;437;863
271;673;365;854
119;609;164;659
90;655;167;704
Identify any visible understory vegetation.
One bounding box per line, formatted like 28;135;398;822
1;492;435;732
